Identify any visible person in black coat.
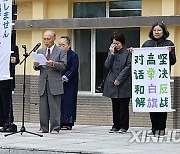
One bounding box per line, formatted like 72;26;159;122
0;44;20;131
58;36;79;130
103;32;132;133
142;22;176;137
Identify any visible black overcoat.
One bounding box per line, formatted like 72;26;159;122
142;39;176;70
103;47;132;98
61;50;79;123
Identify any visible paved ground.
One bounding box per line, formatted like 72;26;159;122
0;123;180;154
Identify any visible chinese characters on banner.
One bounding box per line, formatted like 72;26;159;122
0;0;12;80
132;47;173;112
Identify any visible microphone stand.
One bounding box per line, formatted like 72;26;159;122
5;45;43;137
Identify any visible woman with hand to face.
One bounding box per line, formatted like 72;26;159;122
103;32;132;134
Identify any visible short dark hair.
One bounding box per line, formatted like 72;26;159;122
60;36;71;45
111;31;125;45
149;21;169;40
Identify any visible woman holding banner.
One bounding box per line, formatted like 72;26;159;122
142;22;176;137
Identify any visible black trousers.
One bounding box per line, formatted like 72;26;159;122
150;112;167;132
0;80;13;126
111;97;130;131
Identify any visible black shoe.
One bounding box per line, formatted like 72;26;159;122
0;127;5;132
147;131;155;137
0;123;17;132
6;123;17;132
118;128;127;134
109;127;119;133
155;130;165;137
60;126;72;130
0;123;9;132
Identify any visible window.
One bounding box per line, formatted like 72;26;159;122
73;2;106;18
75;30;91;91
73;1;142;93
110;0;141;17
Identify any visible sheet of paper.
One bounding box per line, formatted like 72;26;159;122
31;53;47;65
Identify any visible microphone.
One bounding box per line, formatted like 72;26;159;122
20;43;41;65
32;43;41;52
22;44;27;50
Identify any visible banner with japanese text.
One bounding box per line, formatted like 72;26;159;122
132;47;173;112
0;0;12;80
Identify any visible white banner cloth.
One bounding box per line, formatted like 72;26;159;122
0;0;12;80
132;47;173;112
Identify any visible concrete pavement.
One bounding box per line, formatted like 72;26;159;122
0;123;180;154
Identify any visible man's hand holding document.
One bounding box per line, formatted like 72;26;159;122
31;53;47;65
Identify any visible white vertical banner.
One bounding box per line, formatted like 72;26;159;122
0;0;12;80
132;47;173;112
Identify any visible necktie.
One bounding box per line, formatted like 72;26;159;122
46;48;50;60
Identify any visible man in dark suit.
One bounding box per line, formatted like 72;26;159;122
34;30;67;134
0;44;20;131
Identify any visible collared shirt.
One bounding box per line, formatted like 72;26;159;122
46;44;55;56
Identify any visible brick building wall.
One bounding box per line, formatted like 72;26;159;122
12;75;176;128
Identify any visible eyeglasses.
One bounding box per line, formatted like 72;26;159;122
153;29;163;32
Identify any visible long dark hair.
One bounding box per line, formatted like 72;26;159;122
149;21;169;40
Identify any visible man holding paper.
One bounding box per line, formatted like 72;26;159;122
33;30;67;134
31;53;47;66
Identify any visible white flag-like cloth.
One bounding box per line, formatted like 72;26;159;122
0;0;12;80
132;47;173;112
